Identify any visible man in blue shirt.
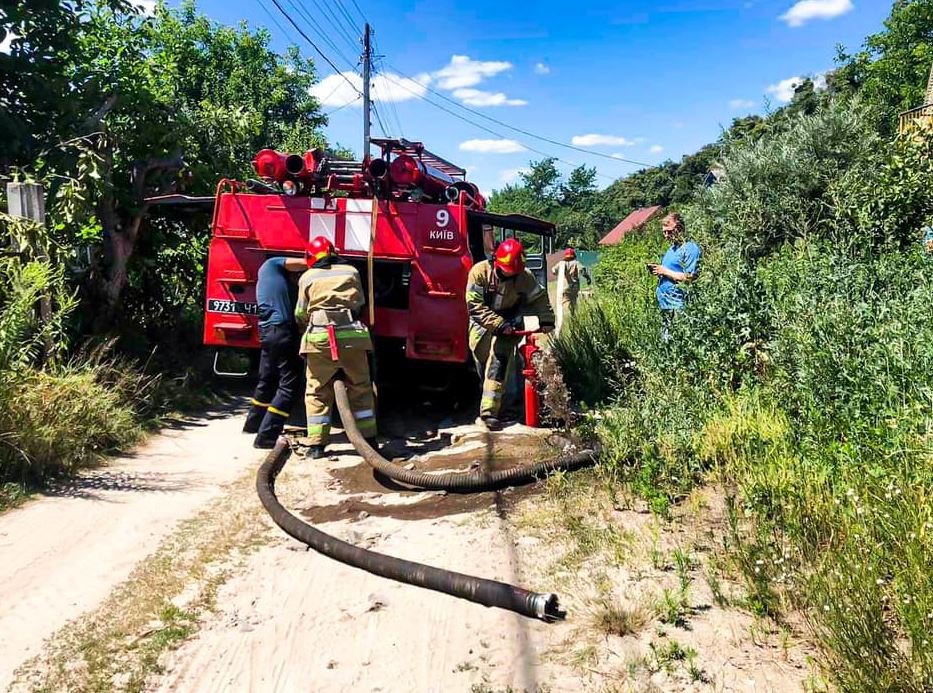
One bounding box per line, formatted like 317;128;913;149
244;256;307;448
648;213;701;330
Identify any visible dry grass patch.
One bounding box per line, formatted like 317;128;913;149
590;596;652;638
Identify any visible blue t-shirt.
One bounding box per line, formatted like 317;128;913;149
256;257;298;328
656;241;701;310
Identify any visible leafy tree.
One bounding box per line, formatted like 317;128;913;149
560;165;598;207
519;157;561;202
835;0;933;133
0;0;131;165
11;1;328;331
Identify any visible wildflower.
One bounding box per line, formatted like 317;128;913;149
824;605;831;612
876;578;884;586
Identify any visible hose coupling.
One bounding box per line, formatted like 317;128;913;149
532;592;565;622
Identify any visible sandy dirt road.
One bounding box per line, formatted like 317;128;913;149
151;427;578;693
0;405;262;690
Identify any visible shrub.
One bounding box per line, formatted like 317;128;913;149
555;98;933;686
0;365;142;485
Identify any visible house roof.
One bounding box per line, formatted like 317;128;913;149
598;205;663;245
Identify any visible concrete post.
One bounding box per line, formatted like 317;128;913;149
6;182;53;356
7;182;46;226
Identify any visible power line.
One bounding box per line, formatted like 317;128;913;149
385;61;652;169
307;0;360;58
371;37;405;137
372;103;390;136
253;0;301;47
348;0;368;25
268;0;361;95
378;72;619;181
333;0;362;37
325;96;361;117
284;0;357;71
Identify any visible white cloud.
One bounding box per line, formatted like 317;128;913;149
312;71;430;108
571;134;636;147
729;98;756;109
452;88;526;107
0;30;17;55
813;71;828;90
433;55;512;90
498;168;526;184
649;145;665;154
534;62;550;75
766;75;804;103
779;0;853;27
130;0;157;16
459;139;525;154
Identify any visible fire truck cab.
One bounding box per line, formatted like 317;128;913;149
196;138;554;384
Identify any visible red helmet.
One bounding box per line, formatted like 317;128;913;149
307;236;335;267
564;247;576;260
494;238;525;276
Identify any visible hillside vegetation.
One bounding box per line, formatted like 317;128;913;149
552;1;933;689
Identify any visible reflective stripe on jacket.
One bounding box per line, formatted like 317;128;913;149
296;263;372;354
465;260;554;335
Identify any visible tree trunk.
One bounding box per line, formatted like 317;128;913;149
96;211;144;331
92;147;182;332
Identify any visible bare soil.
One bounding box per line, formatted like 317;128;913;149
2;404;817;692
0;406;262;690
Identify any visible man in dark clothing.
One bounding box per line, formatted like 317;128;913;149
244;256;307;448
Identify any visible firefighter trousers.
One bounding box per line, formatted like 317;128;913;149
245;323;303;446
556;292;578;335
304;349;376;446
469;329;519;418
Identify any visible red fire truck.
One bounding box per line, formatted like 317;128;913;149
192;137;554;387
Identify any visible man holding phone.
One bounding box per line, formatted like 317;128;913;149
647;213;701;335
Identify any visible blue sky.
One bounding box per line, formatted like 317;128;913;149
159;0;890;195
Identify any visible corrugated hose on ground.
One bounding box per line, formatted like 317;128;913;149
256;381;598;621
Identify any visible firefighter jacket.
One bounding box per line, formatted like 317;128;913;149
295;261;373;355
465;260;555;336
552;260;590;297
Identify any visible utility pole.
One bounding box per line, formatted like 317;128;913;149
362;22;371;159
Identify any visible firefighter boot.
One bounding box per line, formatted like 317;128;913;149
480;415;503;431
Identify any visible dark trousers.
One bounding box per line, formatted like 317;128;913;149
245;323;303;445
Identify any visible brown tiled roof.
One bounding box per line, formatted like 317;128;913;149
598;205;663;245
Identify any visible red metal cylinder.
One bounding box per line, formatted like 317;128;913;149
252;149;290;181
389;154;455;196
520;335;541;428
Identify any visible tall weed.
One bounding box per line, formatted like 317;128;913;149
557;101;933;687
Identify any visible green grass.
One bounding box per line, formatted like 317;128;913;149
554;115;933;689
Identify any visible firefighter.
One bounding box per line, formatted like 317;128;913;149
466;238;555;430
243;256;307;449
551;247;591;334
296;236;376;459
